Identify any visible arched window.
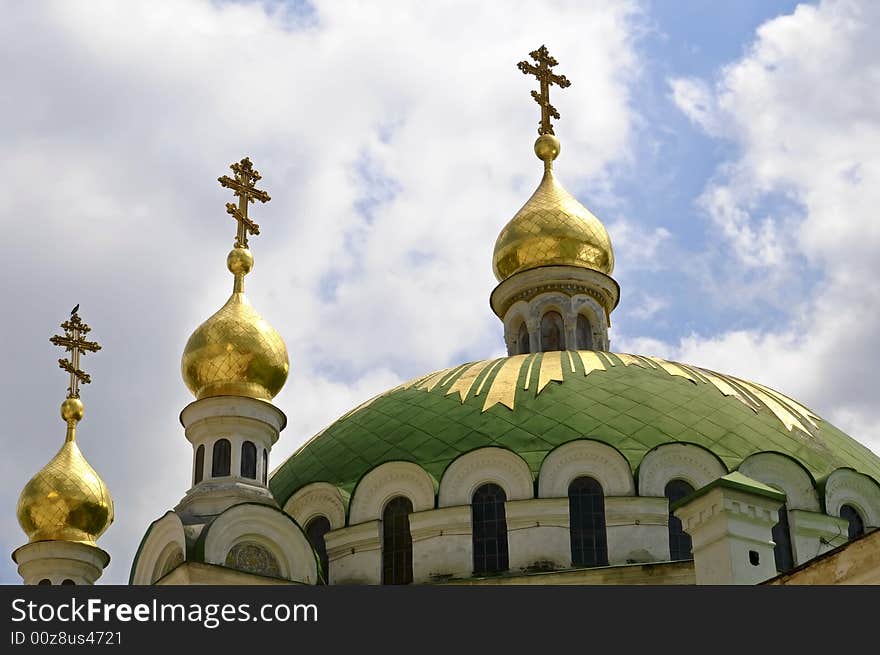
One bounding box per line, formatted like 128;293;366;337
840;504;865;540
212;439;231;477
194;444;205;484
569;477;607;567
576;314;593;350
382;496;413;585
61;579;75;585
540;311;565;352
664;479;694;561
772;503;794;572
306;516;332;585
516;322;530;355
38;579;51;585
241;441;257;479
262;449;268;484
472;483;509;575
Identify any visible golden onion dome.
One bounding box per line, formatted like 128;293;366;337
493;134;614;282
16;398;113;544
181;246;289;401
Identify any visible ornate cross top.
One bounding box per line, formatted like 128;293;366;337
517;45;571;136
218;156;271;249
49;306;101;399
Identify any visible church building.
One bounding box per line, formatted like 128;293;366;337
14;47;880;587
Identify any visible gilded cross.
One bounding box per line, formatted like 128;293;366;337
218;157;271;249
517;45;571;136
49;306;101;399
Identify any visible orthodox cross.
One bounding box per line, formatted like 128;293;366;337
49;306;101;399
517;45;571;136
218;157;271;249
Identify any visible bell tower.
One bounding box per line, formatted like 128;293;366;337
490;46;619;354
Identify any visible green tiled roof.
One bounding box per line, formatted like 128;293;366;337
270;351;880;506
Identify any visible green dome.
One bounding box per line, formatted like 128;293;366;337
270;351;880;506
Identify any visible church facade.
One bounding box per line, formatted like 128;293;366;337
15;48;880;587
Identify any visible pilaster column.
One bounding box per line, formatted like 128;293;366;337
175;395;286;522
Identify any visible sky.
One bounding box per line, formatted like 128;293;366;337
1;0;878;584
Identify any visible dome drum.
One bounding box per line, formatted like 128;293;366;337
490;264;620;322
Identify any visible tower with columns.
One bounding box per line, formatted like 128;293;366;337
491;45;619;355
130;157;318;585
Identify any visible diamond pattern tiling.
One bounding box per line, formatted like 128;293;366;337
270;352;880;504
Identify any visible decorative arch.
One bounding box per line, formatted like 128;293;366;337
737;452;820;511
824;469;880;527
540;310;565;352
153;542;185;582
439;447;533;507
202;504;318;584
283;482;347;531
528;292;570;323
349;461;436;524
130;511;187;585
502;301;532;356
571;295;606;350
539;440;634;498
516;321;530;355
638;443;727;497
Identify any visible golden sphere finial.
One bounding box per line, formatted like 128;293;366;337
227;246;254;277
61;398;84;423
534;134;561;163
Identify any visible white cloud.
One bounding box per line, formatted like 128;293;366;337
662;0;880;456
668;77;717;134
607;218;671;273
0;0;642;582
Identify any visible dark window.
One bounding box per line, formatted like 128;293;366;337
472;483;509;575
576;314;593;350
516;322;530;355
665;479;694;561
772;503;794;572
241;441;257;479
61;579;75;585
840;504;865;540
212;439;231;477
540;311;565;352
569;477;608;567
262;449;268;484
306;516;332;585
194;444;205;484
382;496;414;585
38;579;51;585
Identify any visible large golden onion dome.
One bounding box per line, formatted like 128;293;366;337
492;134;614;282
181;246;289;401
16;398;113;544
